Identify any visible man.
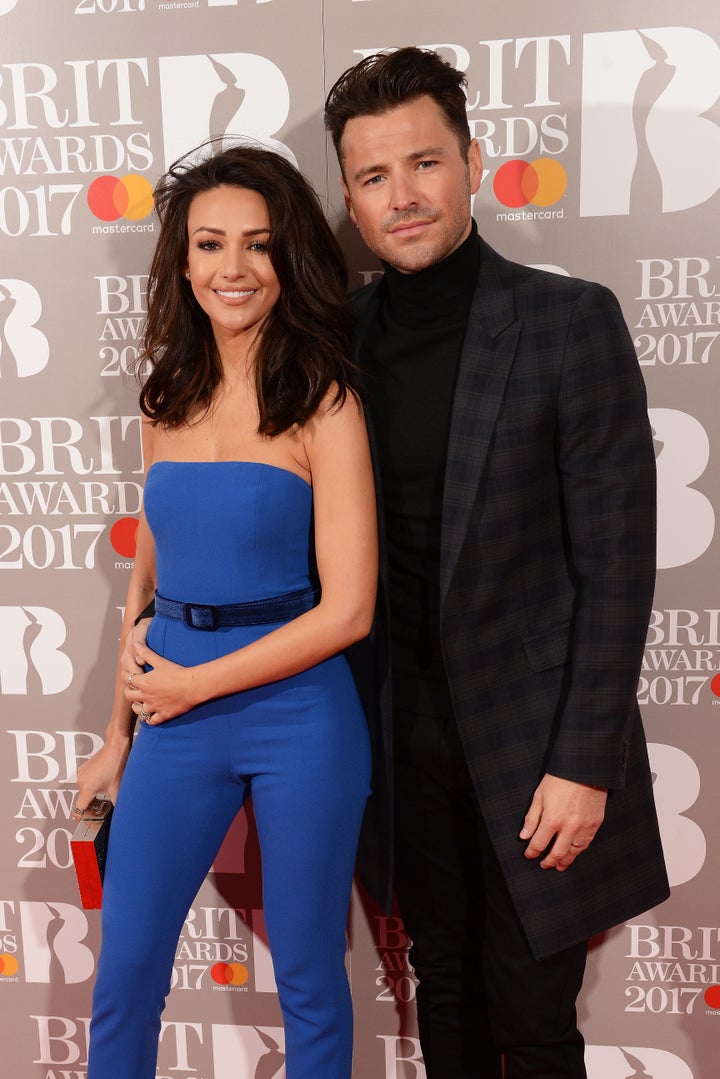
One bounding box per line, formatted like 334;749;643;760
324;47;669;1078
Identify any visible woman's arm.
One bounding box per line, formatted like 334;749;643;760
74;420;158;810
126;392;377;723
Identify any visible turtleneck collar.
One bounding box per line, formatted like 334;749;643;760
380;220;480;325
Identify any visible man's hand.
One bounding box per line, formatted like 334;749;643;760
519;773;607;871
121;616;151;679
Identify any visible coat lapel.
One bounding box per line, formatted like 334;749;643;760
350;278;384;367
440;238;522;605
350;277;391;585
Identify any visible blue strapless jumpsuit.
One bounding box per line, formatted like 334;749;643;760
88;462;371;1079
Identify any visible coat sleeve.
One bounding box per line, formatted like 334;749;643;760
544;282;656;788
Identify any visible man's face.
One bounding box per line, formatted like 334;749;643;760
339;95;482;274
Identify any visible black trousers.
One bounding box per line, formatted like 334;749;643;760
393;710;588;1079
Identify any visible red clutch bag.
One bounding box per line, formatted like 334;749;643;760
71;796;114;909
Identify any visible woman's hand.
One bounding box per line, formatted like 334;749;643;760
73;737;132;818
124;645;203;725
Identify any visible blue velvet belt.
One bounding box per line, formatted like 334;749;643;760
154;585;320;631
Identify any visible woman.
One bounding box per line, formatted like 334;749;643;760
74;143;377;1079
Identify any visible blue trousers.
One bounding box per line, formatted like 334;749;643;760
88;648;370;1079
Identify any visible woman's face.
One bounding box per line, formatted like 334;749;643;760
184;184;281;351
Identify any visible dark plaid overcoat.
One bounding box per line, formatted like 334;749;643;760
348;233;670;960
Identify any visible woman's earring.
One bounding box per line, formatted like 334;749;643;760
184;271;191;280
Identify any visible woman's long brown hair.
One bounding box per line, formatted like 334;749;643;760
138;141;356;435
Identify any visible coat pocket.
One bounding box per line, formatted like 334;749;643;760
522;622;571;672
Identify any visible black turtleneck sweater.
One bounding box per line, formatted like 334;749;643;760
362;225;480;719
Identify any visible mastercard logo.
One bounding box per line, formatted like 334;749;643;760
210;962;249;986
493;158;567;209
710;673;720;698
110;517;139;558
0;954;19;977
705;985;720;1009
87;174;154;222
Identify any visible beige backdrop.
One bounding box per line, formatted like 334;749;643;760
1;1;718;1077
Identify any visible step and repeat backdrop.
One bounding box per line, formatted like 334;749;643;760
1;1;718;1076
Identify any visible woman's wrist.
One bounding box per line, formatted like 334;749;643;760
103;717;135;746
186;663;213;709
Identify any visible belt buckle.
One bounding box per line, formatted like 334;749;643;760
183;603;220;630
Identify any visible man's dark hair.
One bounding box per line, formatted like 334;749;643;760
325;47;471;168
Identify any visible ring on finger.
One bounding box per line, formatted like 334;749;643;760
570;841;584;849
127;675;136;691
139;707;151;722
